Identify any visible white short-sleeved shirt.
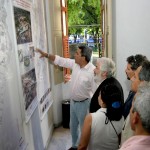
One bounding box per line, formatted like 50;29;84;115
89;108;124;150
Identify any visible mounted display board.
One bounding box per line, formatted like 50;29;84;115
13;0;38;122
32;0;53;120
0;0;53;149
13;0;52;121
0;0;27;149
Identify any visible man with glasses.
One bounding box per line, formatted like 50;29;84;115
36;45;96;150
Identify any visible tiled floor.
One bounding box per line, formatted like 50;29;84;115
47;126;72;150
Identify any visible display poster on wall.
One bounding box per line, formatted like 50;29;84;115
0;0;28;149
13;0;38;122
13;0;53;121
32;0;53;120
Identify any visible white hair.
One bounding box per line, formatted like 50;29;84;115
133;82;150;133
97;57;116;77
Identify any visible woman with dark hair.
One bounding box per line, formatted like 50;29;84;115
78;82;124;150
101;84;123;121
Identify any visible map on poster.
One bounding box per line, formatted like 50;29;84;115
13;0;38;122
14;6;32;45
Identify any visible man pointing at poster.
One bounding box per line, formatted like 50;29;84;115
36;46;96;150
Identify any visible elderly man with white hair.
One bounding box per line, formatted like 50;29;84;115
90;57;124;113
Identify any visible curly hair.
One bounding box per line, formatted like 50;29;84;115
127;54;147;70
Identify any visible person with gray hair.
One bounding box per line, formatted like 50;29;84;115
90;57;124;113
139;60;150;81
36;45;96;150
121;60;150;145
130;60;150;93
120;82;150;150
94;57;116;84
123;54;147;119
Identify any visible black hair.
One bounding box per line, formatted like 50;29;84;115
78;45;92;62
127;54;147;70
100;84;124;121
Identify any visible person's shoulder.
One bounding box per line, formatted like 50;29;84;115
107;76;118;82
85;113;92;123
91;108;107;121
84;62;95;73
70;58;75;63
105;77;122;85
101;77;116;84
87;62;95;68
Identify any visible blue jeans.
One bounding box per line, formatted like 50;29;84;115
70;99;90;148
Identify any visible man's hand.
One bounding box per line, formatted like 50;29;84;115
64;74;71;83
35;48;48;58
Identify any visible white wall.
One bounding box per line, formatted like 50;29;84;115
0;1;27;149
45;0;64;126
112;0;150;99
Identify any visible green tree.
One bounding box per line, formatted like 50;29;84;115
67;0;101;41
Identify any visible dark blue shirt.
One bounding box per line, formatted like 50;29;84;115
123;91;135;119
